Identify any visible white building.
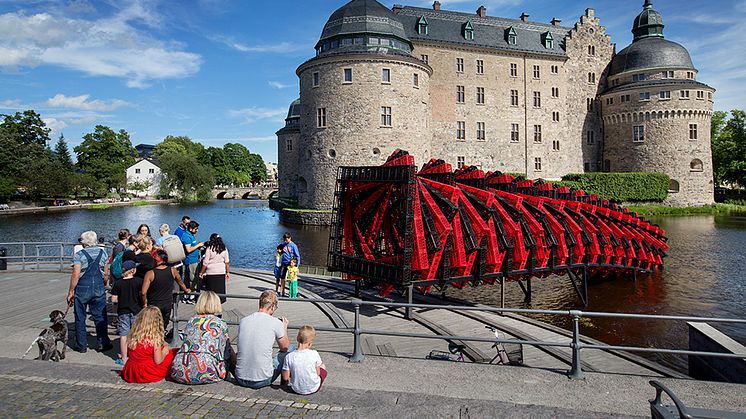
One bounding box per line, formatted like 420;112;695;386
126;158;162;197
265;162;278;182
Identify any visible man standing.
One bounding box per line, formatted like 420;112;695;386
174;216;190;239
66;231;113;353
180;220;203;303
279;233;301;297
235;290;290;389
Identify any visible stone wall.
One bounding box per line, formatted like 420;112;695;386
279;209;333;226
276;128;300;200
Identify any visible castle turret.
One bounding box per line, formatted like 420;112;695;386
601;0;715;206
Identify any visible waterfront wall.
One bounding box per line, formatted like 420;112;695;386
279;209;332;226
688;322;746;384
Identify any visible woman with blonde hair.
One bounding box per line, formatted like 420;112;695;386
170;291;234;384
120;306;177;383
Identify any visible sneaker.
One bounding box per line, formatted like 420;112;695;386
96;343;114;352
114;358;125;366
74;347;88;354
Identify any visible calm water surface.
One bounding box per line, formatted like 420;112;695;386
1;201;744;371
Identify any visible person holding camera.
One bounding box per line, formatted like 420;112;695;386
180;221;204;304
199;234;230;303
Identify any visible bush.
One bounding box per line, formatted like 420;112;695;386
558;173;669;202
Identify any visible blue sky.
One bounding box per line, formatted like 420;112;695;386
0;0;744;164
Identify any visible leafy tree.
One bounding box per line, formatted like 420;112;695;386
0;112;50;182
202;146;233;185
711;110;746;188
223;143;252;185
0;177;15;203
25;159;73;198
159;153;214;202
248;153;267;183
127;179;153;196
52;134;74;169
154;135;204;159
71;173;107;198
0;110;51;146
75;125;137;191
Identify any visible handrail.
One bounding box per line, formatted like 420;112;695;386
170;291;746;380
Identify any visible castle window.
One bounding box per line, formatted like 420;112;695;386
476;60;484;75
417;16;428;35
533;91;541;108
286;139;292;151
510;63;518;77
382;68;391;83
696;91;705;100
534;157;542;171
552;111;560;122
477;122;485;141
668;179;680;193
680;90;690;99
551;87;559;98
586;130;595;145
511;124;520;142
135;168;140;174
588;45;596;55
588;72;596;83
313;72;320;87
533;125;542;143
511;90;519;106
689;124;698;140
457;121;466;140
639;92;650;101
708;92;713;100
456;85;465;103
456;58;464;73
587;98;594;111
632;73;646;82
317;108;327;128
621;94;630;103
690;159;704;172
662;70;674;79
149;168;154;174
476;87;485;105
457;156;465;168
421;54;429;64
551;65;559;74
659;91;671;100
463;21;474;40
533;65;540;79
506;27;517;45
606;97;614;105
543;32;554;49
633;125;644;142
380;107;392;127
552;140;560;151
343;68;352;83
686;71;695;79
413;73;419;87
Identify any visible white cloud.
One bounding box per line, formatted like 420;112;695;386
228;107;287;124
0;3;201;88
42;117;67;134
210;35;305;54
268;81;293;90
0;99;23;109
47;94;129;111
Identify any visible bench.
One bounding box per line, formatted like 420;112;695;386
649;380;746;419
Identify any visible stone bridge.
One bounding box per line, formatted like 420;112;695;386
213;185;278;200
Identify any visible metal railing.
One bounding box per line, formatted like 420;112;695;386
0;242;80;271
171;291;746;380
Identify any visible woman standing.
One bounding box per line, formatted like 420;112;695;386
141;250;190;333
199;234;230;303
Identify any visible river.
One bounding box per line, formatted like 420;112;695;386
1;200;744;371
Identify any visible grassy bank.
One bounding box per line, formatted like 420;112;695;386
625;203;746;217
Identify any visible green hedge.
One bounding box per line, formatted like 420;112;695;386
555;173;669;202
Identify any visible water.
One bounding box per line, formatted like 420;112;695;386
1;201;744;371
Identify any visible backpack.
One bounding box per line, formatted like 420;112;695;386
162;235;186;263
110;251;125;280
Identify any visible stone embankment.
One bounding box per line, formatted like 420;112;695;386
0;199;173;216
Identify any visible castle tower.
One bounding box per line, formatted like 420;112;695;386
601;0;715;206
282;0;433;209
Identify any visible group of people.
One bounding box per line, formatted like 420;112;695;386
66;221;323;395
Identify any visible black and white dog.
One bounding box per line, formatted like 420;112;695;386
34;310;68;361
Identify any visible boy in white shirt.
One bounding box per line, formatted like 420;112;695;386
282;325;327;395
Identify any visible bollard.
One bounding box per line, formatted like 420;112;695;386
0;247;6;271
568;310;585;380
350;298;364;363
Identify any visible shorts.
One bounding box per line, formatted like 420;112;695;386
117;313;136;336
274;265;282;283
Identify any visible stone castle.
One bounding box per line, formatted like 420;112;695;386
276;0;714;209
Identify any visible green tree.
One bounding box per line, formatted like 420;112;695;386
52;134;74;170
0;110;51;146
159;153;214;202
202;146;233;185
0;177;15;203
223;143;252;185
0;111;50;182
127;179;153;196
75;125;137;191
247;153;267;183
711;110;746;188
25;159;73;198
71;173;107;198
154;135;204;159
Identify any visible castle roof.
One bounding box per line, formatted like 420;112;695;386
394;6;569;58
609;1;694;76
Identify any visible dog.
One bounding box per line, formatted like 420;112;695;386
35;310;68;361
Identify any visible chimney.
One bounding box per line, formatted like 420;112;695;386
551;17;561;26
476;6;487;18
520;12;529;22
433;1;441;11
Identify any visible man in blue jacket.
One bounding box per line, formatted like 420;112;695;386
279;233;300;297
180;220;204;303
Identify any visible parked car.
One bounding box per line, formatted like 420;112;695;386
0;204;10;210
68;200;79;205
92;199;104;204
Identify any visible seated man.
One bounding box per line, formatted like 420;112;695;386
234;290;290;388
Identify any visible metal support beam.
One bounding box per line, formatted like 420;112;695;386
567;269;588;307
350;299;364;363
568;310;585;380
516;280;531;302
405;283;413;320
500;277;505;309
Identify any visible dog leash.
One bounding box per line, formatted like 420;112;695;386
22;301;73;359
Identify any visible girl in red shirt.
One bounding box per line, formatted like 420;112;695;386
121;306;176;383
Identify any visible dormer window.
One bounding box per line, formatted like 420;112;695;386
543;31;554;49
463;21;474;40
506;27;517;45
417;16;428;35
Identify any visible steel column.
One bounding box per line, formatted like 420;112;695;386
350;299;364;362
568;310;585;380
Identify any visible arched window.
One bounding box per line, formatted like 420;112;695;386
543;31;554;49
298;177;308;193
668;179;680;193
417;16;428;35
690;159;703;172
506;27;517;45
463;21;474;40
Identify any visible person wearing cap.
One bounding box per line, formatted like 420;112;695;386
67;231;112;353
111;260;143;365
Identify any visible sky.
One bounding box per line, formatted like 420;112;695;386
0;0;744;164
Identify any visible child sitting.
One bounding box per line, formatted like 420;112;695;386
281;325;327;395
120;306;177;383
286;258;299;299
111;260;142;365
274;244;283;295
